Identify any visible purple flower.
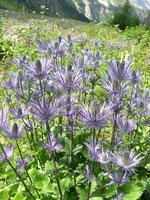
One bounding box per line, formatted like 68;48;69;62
107;60;132;81
31;98;59;121
76;165;95;183
84;138;102;160
3;123;24;140
11;55;29;68
3;75;19;90
10;106;30;119
0;143;15;162
128;70;141;84
16;156;30;168
43;134;61;152
117;116;136;133
105;170;129;186
0;108;8;132
112;149;142;173
23;59;50;80
96;148;111;164
103;73;128;97
55;67;83;93
79;100;113;129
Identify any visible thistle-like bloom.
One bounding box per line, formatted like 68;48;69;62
23;59;50;80
10;106;30;119
43;134;61;152
55;66;83;93
103;72;128;97
3;75;19;90
107;60;132;81
76;165;95;183
31;98;59;121
128;70;141;84
0;108;8;132
36;39;67;57
117;116;136;133
3;123;24;140
79;100;113;129
105;170;129;186
11;55;29;68
16;156;30;168
84;138;102;160
112;149;142;172
0;143;15;162
96;148;111;164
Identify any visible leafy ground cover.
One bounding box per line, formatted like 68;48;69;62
0;13;150;200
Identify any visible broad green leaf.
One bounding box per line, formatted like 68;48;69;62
12;191;26;200
60;176;72;194
0;189;9;200
90;198;103;200
29;168;50;189
120;182;144;200
77;187;88;200
104;184;117;198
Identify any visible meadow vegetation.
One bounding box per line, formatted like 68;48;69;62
0;11;150;200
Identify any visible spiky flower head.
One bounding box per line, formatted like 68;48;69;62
10;106;30;119
128;70;141;84
96;148;111;164
11;55;29;68
112;149;142;173
0;143;15;162
117;116;136;133
43;134;61;152
105;170;129;186
3;123;24;140
79;101;113;129
103;72;128;97
16;156;30;169
84;138;102;160
55;67;83;93
31;98;59;122
107;60;132;81
23;59;50;80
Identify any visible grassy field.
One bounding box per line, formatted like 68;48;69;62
0;11;150;200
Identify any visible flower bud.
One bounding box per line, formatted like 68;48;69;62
58;36;61;42
17;107;22;117
54;42;58;49
119;61;125;71
67;35;71;42
67;63;72;72
66;95;71;104
47;47;52;54
35;59;42;72
66;71;72;85
12;123;18;134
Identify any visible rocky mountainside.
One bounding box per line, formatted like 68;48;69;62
1;0;150;24
70;0;150;21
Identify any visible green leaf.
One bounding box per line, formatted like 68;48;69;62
0;189;9;200
60;176;72;194
120;182;144;200
73;144;83;155
12;191;26;200
29;168;50;189
90;198;103;200
77;187;88;200
104;184;117;198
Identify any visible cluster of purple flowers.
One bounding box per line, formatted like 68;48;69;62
0;34;146;200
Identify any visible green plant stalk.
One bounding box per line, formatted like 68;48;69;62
0;143;36;200
46;120;63;200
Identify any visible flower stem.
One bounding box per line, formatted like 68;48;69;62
46;120;63;200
